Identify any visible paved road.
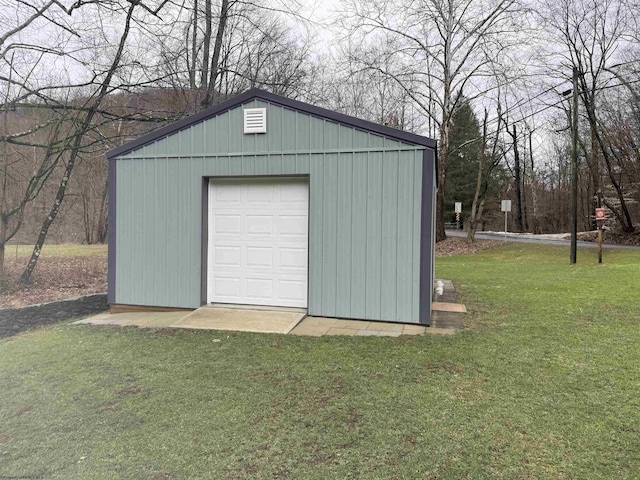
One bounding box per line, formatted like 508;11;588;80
445;229;640;250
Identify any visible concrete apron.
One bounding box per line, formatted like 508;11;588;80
172;306;305;334
75;306;305;334
75;309;453;336
76;279;466;336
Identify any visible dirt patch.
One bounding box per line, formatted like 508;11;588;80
98;402;117;412
13;406;32;417
436;237;501;257
0;254;106;309
0;434;13;444
117;385;141;395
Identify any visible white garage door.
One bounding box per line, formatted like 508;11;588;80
207;178;309;308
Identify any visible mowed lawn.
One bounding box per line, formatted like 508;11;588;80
1;244;639;479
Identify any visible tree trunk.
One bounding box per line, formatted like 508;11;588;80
512;124;524;232
579;76;635;232
0;230;5;293
96;177;108;244
467;110;489;243
200;0;212;91
528;132;540;234
20;161;74;284
189;0;198;90
436;132;447;242
20;1;138;284
82;191;92;244
203;0;230;107
521;142;529;232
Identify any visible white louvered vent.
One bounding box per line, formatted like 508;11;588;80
243;108;267;134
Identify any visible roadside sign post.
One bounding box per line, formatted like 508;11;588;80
455;202;462;230
596;189;605;264
501;200;511;243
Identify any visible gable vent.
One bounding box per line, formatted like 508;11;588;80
243;108;267;134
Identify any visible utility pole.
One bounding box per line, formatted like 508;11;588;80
570;67;579;265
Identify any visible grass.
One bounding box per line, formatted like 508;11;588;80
3;243;107;259
0;243;639;479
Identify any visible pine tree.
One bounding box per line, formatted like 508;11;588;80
444;97;482;225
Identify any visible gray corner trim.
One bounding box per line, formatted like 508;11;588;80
200;178;209;306
106;88;437;159
419;148;436;325
107;159;117;304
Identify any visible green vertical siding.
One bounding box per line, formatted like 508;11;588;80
114;101;427;323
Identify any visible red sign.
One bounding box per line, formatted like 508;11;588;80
595;208;606;220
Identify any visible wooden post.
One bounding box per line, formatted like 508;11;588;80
597;189;603;264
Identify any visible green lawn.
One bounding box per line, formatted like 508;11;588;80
1;244;639;479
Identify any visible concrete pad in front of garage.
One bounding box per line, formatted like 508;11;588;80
170;307;305;334
75;311;189;328
289;316;427;337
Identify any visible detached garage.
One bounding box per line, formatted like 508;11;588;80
107;89;437;325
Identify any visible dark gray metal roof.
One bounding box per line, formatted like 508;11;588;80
106;88;437;159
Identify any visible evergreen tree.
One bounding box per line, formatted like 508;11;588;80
444;97;482;225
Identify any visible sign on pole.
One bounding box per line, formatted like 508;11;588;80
501;199;511;243
454;202;462;230
595;208;606;221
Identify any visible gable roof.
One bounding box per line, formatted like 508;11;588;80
106;88;437;159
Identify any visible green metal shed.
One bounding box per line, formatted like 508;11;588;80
107;89;437;325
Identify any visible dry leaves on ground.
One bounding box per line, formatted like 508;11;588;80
435;237;501;257
577;230;640;246
0;254;107;309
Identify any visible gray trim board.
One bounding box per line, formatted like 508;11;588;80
106;88;436;160
107;159;116;304
200;178;209;305
419;148;435;325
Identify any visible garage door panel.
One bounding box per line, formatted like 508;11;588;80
280;183;309;203
214;184;242;203
279;215;307;235
279;247;307;269
246;215;274;234
246;184;274;203
213;277;241;297
246;247;274;267
208;179;308;308
245;278;274;299
278;279;307;302
213;246;241;266
213;214;242;234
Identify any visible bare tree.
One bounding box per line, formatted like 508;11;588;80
20;0;165;284
341;0;525;241
542;0;636;232
0;1;82;290
504;120;525;231
467;107;504;241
